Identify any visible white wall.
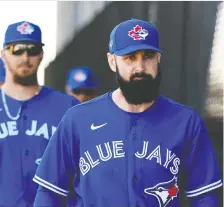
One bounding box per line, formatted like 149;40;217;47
56;1;111;54
205;2;224;118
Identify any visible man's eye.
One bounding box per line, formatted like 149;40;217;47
144;51;156;59
126;55;136;60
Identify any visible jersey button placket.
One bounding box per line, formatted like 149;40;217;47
22;103;27;121
24;149;29;156
132;119;137;126
23;103;27;110
131;119;139;207
131;119;137;140
132;175;138;183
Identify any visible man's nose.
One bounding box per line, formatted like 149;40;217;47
133;57;145;73
20;51;29;62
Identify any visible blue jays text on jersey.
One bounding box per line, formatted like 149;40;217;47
34;93;222;207
0;86;79;207
78;140;180;177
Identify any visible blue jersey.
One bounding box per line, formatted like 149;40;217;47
34;92;222;207
0;86;79;206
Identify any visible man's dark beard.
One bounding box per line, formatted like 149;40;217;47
116;64;161;105
14;72;38;86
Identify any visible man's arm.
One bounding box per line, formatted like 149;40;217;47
188;189;219;207
33;108;78;206
183;112;222;206
34;185;68;207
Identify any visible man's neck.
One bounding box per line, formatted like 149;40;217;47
2;81;41;101
112;89;154;113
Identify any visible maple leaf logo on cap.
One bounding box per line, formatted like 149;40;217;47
17;22;34;35
128;25;148;40
73;71;87;82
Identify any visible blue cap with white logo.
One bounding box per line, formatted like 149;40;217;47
66;67;97;91
0;58;6;83
3;21;44;48
109;18;163;56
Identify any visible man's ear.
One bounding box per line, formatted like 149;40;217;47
39;51;44;62
1;50;7;67
157;52;161;64
107;52;116;72
1;50;5;60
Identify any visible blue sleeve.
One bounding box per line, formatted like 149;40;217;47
189;189;219;207
183;113;222;198
34;185;68;207
33;109;77;199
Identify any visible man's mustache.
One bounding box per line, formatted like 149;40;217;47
18;63;32;68
130;73;152;81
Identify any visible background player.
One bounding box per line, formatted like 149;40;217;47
0;58;6;87
0;21;79;206
65;67;98;103
33;19;222;207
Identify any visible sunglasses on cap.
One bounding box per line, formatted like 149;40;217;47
5;43;43;56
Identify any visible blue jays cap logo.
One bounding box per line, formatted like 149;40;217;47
17;22;34;35
73;71;87;82
144;176;179;207
128;25;148;40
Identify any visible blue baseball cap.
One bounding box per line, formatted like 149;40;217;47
0;58;6;83
3;21;44;48
109;18;163;56
66;67;97;91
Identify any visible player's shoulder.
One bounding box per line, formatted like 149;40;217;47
159;95;201;121
41;86;71;99
41;86;79;104
80;92;110;106
65;92;110;116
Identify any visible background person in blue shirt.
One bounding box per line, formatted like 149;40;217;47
0;21;79;207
